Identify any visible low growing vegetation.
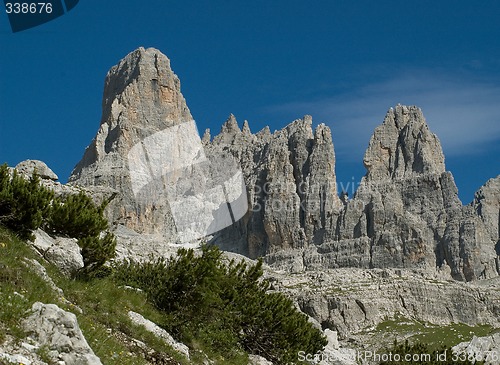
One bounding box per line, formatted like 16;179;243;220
0;163;116;277
380;339;483;365
0;226;188;365
375;315;496;350
114;245;327;364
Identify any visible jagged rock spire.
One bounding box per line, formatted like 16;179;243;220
363;105;445;181
66;46;499;281
69;47;193;237
201;128;211;144
242;120;251;135
208;115;342;257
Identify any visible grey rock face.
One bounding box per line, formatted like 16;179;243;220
472;176;500;251
453;333;500;365
333;106;459;273
208;115;343;257
128;311;190;359
439;176;500;281
15;159;58;180
210;105;499;282
248;354;274;365
69;48;499;283
22;302;102;365
272;268;500;341
69;47;192;240
362;106;445;181
32;229;84;277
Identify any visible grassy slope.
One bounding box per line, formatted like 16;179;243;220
3;224;497;365
0;226;248;365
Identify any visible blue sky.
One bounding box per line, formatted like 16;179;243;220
1;0;499;203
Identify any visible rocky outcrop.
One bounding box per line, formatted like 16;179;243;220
362;106;445;180
248;354;274;365
15;160;58;181
128;311;190;359
271;267;500;341
68;47;499;283
210;105;499;281
311;328;357;365
453;333;500;365
69;47;193;241
330;105;493;279
68;47;247;247
471;176;500;259
22;302;102;365
32;229;84;277
207;115;343;257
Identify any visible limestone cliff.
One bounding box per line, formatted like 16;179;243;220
69;47;192;240
331;105;497;281
70;47;500;282
206;114;343;257
210;105;499;281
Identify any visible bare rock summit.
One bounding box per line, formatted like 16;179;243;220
69;47;192;239
69;48;499;283
363;105;445;181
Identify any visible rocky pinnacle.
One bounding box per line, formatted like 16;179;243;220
70;48;500;281
69;47;192;239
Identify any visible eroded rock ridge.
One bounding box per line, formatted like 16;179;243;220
69;48;500;282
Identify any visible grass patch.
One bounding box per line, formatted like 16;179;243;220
0;227;56;341
0;226;190;364
0;225;253;364
375;314;497;350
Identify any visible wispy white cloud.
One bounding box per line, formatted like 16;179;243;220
266;70;500;163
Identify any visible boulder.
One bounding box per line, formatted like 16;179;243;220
22;302;102;365
248;354;274;365
453;333;500;365
15;160;58;180
128;311;190;359
32;229;84;277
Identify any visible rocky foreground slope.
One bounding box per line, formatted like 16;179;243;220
63;47;500;355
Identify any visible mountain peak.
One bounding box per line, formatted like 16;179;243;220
69;47;194;238
363;105;445;181
101;47;192;128
71;47;192;181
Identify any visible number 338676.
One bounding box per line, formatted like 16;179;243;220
5;3;53;14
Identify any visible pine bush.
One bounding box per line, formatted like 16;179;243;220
0;164;53;239
46;192;108;238
0;163;116;276
114;245;327;363
78;232;116;274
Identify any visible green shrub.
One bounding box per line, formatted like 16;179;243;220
77;232;116;278
114;245;327;364
0;163;116;277
46;191;116;277
46;192;108;239
0;164;53;239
